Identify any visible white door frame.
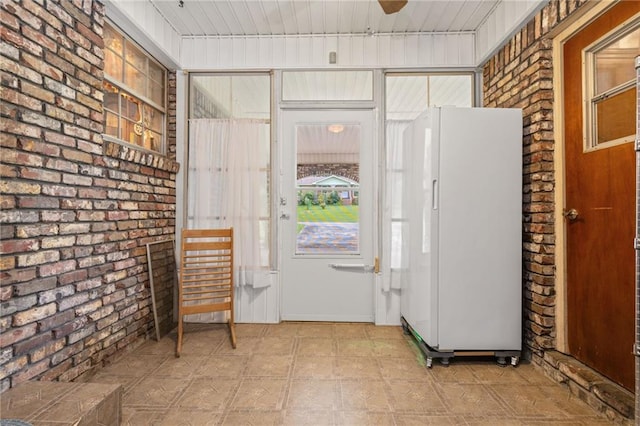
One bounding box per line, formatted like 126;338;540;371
278;108;378;321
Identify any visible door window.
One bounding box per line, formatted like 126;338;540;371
584;24;639;149
295;123;361;255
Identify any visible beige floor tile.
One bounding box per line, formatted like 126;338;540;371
427;364;480;384
155;408;222;425
462;416;525;425
86;370;143;393
221;410;284;425
180;332;223;355
88;322;615;425
365;324;405;339
176;377;240;411
264;322;300;337
387;379;447;413
335;356;382;379
123;376;189;408
121;407;167;425
100;354;167;377
333;323;368;338
490;383;600;418
297;337;337;356
296;322;336;337
133;336;178;355
467;363;532;385
230;378;288;410
293;356;336;378
195;354;250;378
378;357;431;380
336;338;377;357
283;409;336;425
336;410;396;426
372;338;417;358
339;379;392;411
245;354;293;377
235;323;268;338
214;337;254;355
394;413;467;425
286;378;341;410
154;354;210;379
434;383;507;416
256;336;296;355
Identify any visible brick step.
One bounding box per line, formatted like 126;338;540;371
543;351;634;422
0;382;121;425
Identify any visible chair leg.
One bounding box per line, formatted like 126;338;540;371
228;315;237;349
176;315;183;358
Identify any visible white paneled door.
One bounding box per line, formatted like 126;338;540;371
280;110;376;321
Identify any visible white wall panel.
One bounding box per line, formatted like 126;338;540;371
105;0;181;69
475;0;547;66
181;33;476;70
375;285;402;326
235;283;279;323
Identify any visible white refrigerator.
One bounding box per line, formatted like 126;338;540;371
399;107;522;367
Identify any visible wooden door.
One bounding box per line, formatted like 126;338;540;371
563;2;639;391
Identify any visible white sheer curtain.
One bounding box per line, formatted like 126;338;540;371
381;120;411;292
187;118;271;289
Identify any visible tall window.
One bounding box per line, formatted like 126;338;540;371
103;22;167;153
584;24;639;150
382;73;473;291
188;74;272;286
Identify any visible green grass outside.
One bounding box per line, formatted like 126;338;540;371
296;205;359;232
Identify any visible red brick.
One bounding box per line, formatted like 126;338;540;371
0;323;38;347
58;269;88;285
21;23;56;52
0;239;39;254
2;87;42;111
37;309;75;332
19;167;61;183
11;358;50;385
13;332;53;356
39;259;77;277
13;303;57;327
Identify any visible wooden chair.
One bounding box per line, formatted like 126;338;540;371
176;228;236;357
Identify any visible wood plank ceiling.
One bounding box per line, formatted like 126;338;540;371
150;0;500;37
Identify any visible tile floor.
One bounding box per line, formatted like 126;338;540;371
89;322;618;425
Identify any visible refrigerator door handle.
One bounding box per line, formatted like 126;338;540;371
432;179;438;210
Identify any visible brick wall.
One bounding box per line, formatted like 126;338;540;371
297;164;359;182
483;0;635;420
0;0;178;391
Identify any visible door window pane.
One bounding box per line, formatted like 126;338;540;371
295;123;360;255
595;88;635;144
595;29;639;93
586;25;639;148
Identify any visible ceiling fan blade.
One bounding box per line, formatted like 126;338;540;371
378;0;408;14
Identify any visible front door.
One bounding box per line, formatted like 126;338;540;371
280;109;376;321
563;2;639;391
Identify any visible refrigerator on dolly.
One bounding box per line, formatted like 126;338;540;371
399;107;522;367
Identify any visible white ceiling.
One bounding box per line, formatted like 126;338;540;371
150;0;501;37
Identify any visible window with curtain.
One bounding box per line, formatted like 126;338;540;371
103;22;166;153
187;74;271;290
382;73;473;292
